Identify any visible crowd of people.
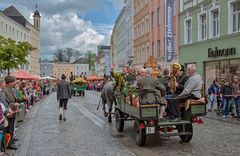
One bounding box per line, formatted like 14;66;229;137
0;76;54;155
207;75;240;119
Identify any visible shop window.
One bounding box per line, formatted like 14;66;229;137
205;61;220;88
219;60;230;81
230;59;240;78
205;59;240;88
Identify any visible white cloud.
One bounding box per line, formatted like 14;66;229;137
40;13;106;57
0;0;122;59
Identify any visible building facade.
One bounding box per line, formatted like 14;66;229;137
26;21;40;75
125;0;135;65
40;62;53;77
133;0;151;69
179;0;240;87
73;58;89;77
150;0;179;68
97;45;111;76
0;6;41;75
115;7;127;71
53;63;74;80
111;26;117;66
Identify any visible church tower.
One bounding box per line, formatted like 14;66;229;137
33;4;41;30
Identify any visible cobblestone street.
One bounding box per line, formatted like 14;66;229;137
9;91;240;156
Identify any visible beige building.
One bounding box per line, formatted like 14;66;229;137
53;63;74;80
26;9;41;75
133;0;151;69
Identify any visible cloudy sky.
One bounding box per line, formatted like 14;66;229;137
0;0;124;59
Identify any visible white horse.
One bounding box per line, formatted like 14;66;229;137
101;80;114;122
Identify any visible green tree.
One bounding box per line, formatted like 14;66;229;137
0;35;34;75
87;51;96;70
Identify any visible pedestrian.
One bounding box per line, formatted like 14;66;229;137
220;79;233;118
207;79;219;112
57;74;71;121
232;75;240;118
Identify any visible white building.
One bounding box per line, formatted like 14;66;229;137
125;0;134;65
40;62;53;77
0;6;40;75
0;8;30;43
73;58;89;77
115;7;127;71
97;45;111;76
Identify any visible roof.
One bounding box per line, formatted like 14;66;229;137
3;6;24;17
34;10;40;16
72;58;88;64
2;5;27;27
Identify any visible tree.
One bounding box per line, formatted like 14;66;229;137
87;51;96;70
0;35;34;75
52;49;67;62
65;48;74;63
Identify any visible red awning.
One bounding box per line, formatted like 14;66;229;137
10;70;37;80
86;75;104;81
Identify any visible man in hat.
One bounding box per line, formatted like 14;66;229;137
57;74;71;121
176;64;203;110
2;76;19;150
167;65;189;120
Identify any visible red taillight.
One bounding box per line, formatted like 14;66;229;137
167;127;174;132
159;127;174;132
148;120;155;126
197;118;203;124
192;116;204;124
139;123;145;129
192;116;198;123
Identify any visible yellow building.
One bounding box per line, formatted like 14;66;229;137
53;63;74;80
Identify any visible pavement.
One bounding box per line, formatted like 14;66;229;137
6;91;240;156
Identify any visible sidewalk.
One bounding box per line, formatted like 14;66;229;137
204;110;240;125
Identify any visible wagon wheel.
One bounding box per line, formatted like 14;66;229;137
177;123;193;142
134;119;146;146
115;109;124;132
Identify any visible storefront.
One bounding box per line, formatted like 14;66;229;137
205;58;240;87
180;33;240;88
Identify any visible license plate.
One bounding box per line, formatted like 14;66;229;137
146;127;155;134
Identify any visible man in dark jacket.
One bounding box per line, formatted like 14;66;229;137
138;68;166;119
57;74;71;121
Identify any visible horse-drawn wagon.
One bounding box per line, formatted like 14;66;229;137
70;77;87;96
113;57;207;146
115;85;207;146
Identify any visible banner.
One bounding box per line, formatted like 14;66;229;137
166;0;174;62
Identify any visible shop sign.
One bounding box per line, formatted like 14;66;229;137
165;0;174;62
208;47;236;58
